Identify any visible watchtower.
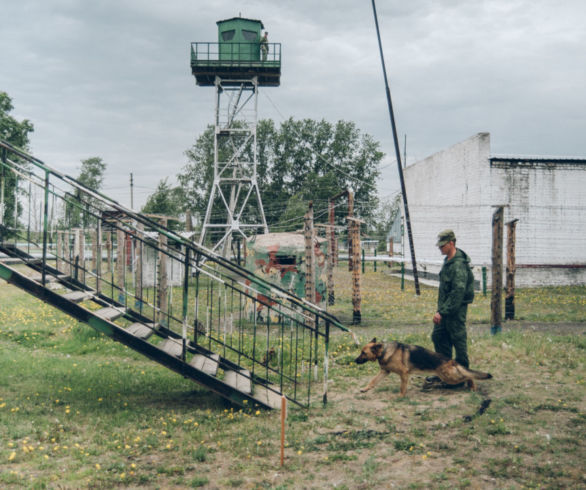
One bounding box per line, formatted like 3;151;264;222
190;17;281;256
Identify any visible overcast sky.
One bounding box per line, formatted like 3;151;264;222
1;0;585;209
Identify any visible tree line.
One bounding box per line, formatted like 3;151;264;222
1;91;399;242
147;118;385;232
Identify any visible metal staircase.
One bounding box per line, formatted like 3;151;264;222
0;139;349;409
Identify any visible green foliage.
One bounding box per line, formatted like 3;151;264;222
77;157;106;191
178;118;383;231
0;277;585;488
66;156;108;228
0;92;33;147
0;92;34;231
141;178;185;229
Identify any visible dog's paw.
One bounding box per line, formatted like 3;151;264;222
359;387;369;393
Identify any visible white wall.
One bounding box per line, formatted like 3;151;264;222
402;133;586;287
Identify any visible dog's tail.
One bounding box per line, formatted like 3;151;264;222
466;367;493;380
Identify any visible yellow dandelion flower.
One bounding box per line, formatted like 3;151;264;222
8;451;16;460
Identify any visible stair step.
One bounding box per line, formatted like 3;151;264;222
30;273;69;283
94;307;124;322
224;369;252;394
159;338;183;358
0;257;23;264
126;322;155;339
252;384;283;410
189;353;220;376
30;273;57;283
62;291;93;303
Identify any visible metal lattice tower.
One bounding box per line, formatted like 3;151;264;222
190;17;281;256
201;76;268;256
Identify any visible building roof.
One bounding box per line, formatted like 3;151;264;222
216;17;264;28
490;155;586;168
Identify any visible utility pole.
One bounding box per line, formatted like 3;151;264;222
130;172;134;210
371;0;420;295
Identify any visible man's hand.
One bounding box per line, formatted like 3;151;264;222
433;312;442;324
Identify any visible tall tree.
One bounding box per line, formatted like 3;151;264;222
67;156;107;228
141;178;184;230
179;118;383;232
0;92;34;233
77;157;106;191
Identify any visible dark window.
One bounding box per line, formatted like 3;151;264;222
242;30;257;41
221;30;235;41
276;255;296;266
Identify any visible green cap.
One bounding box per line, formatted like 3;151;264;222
436;229;456;247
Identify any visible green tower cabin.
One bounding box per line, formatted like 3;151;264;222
191;16;281;86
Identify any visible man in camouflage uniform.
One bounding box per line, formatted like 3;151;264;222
427;230;475;385
260;32;269;61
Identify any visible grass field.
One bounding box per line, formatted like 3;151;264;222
0;268;585;489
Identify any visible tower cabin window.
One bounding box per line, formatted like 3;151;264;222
242;30;258;41
221;30;235;41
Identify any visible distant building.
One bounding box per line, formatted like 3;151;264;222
402;133;586;287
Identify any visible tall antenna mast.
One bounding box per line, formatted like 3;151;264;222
371;0;420;295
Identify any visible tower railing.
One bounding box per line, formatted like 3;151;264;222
191;42;281;65
190;42;281;87
0;139;349;409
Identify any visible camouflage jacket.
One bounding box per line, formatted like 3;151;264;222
437;248;475;316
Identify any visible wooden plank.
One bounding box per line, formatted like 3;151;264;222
159;338;182;358
252;384;282;410
224;369;252;394
62;291;93;303
126;322;155;340
95;307;124;322
189;354;220;377
30;273;60;283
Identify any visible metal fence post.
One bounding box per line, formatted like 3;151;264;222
41;171;50;285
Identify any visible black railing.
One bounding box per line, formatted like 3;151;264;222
0;139;348;408
191;42;281;65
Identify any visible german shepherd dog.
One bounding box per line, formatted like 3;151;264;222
355;338;492;396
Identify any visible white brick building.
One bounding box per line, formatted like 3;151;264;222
401;133;586;287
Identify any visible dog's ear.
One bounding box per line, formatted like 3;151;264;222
371;343;383;356
370;337;377;343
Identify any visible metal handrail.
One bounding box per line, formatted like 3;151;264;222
0;138;349;408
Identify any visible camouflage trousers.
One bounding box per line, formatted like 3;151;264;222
431;305;469;368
